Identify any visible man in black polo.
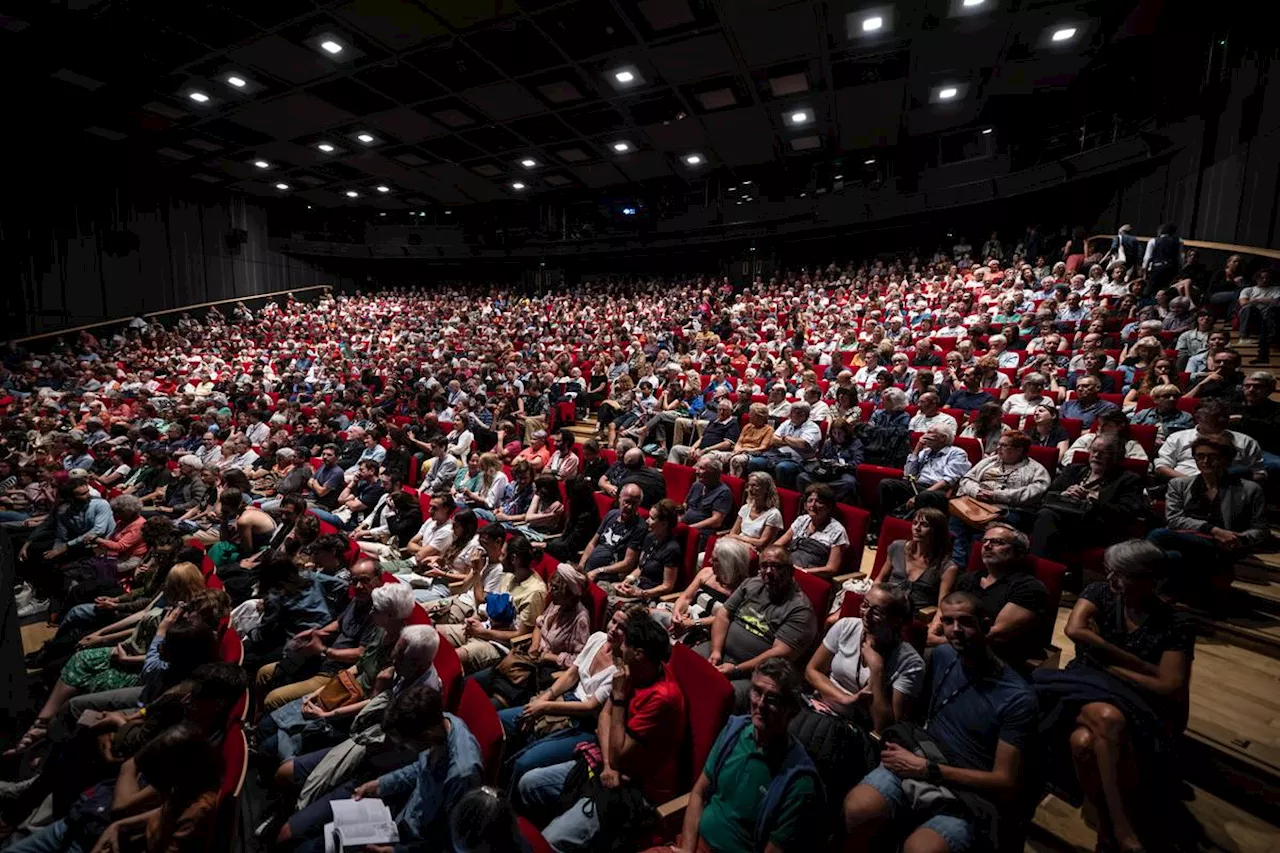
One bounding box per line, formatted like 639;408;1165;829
668;398;741;466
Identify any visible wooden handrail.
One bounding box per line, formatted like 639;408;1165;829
1090;234;1280;261
10;285;332;345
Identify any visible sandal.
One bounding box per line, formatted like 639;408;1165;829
2;718;51;758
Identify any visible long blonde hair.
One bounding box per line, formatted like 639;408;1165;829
478;452;503;491
747;471;781;510
163;561;207;605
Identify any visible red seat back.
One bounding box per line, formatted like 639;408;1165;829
871;516;913;577
518;817;554;853
217;627;243;665
1060;417;1084;440
586;581;609;631
721;475;745;511
1027;445;1058;476
953;436;983;464
666;644;733;794
433;631;464;710
833;503;869;573
1129;423;1157;455
777;487;802;527
663;463;696;506
219;725;248;799
406;604;433;626
455;679;504;785
793;569;834;618
592;491;615;522
854;464;905;517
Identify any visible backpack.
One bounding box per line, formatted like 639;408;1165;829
705;715;825;853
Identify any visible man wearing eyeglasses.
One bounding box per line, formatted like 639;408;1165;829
700;545;818;709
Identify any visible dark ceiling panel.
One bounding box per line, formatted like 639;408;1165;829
363;106;447;143
227;34;333;85
835;81;904;150
228;92;355;138
647;34;737;84
508;114;576;145
701;106;775;166
725;3;819;67
354;63;446;104
418;135;483;164
465;18;566;77
614;150;672;181
335;0;446;51
571;162;628;187
461;82;547;121
404;41;502;89
458;123;526;154
308;77;397;114
641;118;706;152
539;1;636;59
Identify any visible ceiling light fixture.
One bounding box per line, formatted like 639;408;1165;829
226;75;247;88
320;40;344;55
253;160;270;169
962;0;985;6
356;133;375;143
520;158;537;168
834;174;844;180
612;141;632;153
275;183;290;191
511;181;526;190
345;190;359;198
862;16;883;32
742;180;752;185
684;153;703;165
788;110;811;125
614;70;635;83
865;158;877;164
938;87;958;100
317;143;335;153
1052;27;1077;42
188;91;209;103
376;185;390;193
982;127;994;135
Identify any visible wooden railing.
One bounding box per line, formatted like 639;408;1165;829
10;285;332;345
1090;234;1280;261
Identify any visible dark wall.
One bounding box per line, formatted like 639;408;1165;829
1;179;351;341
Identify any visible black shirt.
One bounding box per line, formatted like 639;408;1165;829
698;417;742;450
584;509;646;573
622;466;667;508
953;568;1049;667
1073;583;1194;683
1028;424;1068;449
1232;399;1280;453
582;457;610;487
635;534;683;590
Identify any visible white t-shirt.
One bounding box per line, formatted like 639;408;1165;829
736;504;784;539
483;473;509;509
455;553;503;610
822;617;925;708
908;412;958;435
414;518;454;554
570;631;618;704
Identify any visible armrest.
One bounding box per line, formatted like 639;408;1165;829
831;571;866;585
917;606;937;619
1027;645;1062;672
656;792;690;823
659;592;682;603
509;633;533;648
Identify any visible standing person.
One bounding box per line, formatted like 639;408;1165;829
1143;223;1182;295
842;591;1037;853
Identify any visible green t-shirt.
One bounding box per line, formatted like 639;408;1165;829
698;723;817;853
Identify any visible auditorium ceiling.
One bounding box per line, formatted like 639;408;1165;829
2;0;1151;209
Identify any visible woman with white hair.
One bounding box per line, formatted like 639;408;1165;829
257;580;422;761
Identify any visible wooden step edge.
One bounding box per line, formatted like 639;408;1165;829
1182;729;1280;830
1177;605;1280;659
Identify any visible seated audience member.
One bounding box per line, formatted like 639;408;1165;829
1034;541;1195;853
947;367;997;413
727;403;776;477
449;786;525;852
1066;352;1117;393
1186;348;1244;404
597;438;636;498
579;439;610;488
960;402;1009;455
499;605;637;791
699;544;819;707
547;429;580;480
439;533;548;673
948;431;1049;569
619;447;668;508
843;591;1037;853
255;554;384;711
796;417;864;504
505;474;566;542
518;612;686;852
654;659;823;853
1231;371;1280;478
279;684;483;853
1236;269;1280;361
1031;435;1147;559
930;523;1049;672
1148;433;1269;600
421;435;461;494
480;458;534;525
242;556;336;674
515;430;552;469
390;508;483;603
354;487;422;558
542;477;601;563
874;507;959;619
877;424;970;521
909;392;957;436
679;456;734;540
719;471;784;555
658;538;752;644
1124;356;1180;409
1064;408;1149;462
601;498;683;606
578;483;645;581
862;387;911;467
746;402;822;490
1002;372;1051;416
1059;375;1119;428
668;398;741;466
1021;400;1070;460
774;484;849;577
454;453;508;515
1154;399;1263;481
803;585;923;795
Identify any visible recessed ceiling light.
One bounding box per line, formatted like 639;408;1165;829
275;183;289;190
226;76;247;88
376;185;390;193
800;192;807;197
938;87;958;100
614;70;635;83
865;158;876;165
253;160;270;169
520;158;537;168
862;16;883;32
511;181;526;190
789;110;811;125
728;185;736;190
317;143;335;153
1052;27;1077;42
612;141;632;153
684;154;703;165
379;213;386;217
188;91;209;103
345;190;359;198
742;180;752;185
982;127;994;135
445;210;452;215
356;133;375;143
963;0;985;6
320;40;344;55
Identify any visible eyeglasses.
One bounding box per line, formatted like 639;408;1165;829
981;538;1012;547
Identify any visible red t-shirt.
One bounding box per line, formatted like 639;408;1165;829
621;667;687;804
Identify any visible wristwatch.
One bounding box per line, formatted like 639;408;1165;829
925;759;943;784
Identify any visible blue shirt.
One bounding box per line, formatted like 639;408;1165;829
683;481;734;526
378;713;484;850
904;446;971;488
1059;398;1118;428
923;643;1037;771
55;497;116;547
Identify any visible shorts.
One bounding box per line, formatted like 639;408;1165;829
860;765;975;852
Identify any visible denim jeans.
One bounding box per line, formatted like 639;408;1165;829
498;705;596;797
745;455;802;489
1262;451;1280;480
518;761;604;851
0;509;30;523
5;819;84;853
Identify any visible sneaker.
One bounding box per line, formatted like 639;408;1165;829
0;776;38;803
13;582;33;608
16;598;48;619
